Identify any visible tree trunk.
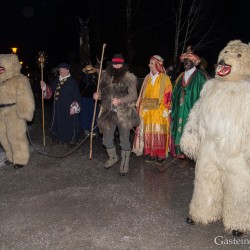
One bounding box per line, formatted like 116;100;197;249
126;0;134;64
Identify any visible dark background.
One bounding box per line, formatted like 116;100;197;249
1;0;250;76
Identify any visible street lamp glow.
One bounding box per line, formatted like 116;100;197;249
11;47;18;54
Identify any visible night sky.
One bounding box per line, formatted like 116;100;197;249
1;0;250;75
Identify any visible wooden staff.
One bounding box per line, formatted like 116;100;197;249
89;43;106;159
37;51;47;147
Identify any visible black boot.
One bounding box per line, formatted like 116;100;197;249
186;217;196;225
14;164;24;169
145;156;156;163
232;230;244;237
5;160;13;165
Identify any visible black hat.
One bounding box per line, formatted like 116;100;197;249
57;63;70;70
111;54;125;64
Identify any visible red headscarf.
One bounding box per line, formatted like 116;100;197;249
150;55;166;73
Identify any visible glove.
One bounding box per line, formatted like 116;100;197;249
70;102;80;115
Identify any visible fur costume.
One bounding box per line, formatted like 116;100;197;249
180;40;250;233
0;54;35;166
97;70;140;133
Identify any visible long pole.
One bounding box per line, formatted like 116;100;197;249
41;65;46;147
89;43;106;159
38;52;46;147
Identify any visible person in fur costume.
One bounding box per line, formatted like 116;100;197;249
0;54;35;169
93;54;139;175
180;40;250;236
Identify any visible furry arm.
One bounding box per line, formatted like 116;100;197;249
120;74;138;104
16;75;35;121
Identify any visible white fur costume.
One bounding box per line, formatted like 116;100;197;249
0;54;35;166
180;40;250;233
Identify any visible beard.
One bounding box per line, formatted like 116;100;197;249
106;63;128;83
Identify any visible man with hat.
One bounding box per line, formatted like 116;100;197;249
79;64;99;136
93;54;140;175
40;63;81;146
171;47;207;159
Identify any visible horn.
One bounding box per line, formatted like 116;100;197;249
96;55;100;64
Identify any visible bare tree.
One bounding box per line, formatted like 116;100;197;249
173;0;219;69
126;0;133;63
112;0;172;64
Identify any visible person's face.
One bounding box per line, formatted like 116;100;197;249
59;68;70;77
112;63;123;69
148;59;158;74
183;59;194;71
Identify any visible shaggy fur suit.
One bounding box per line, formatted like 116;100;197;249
180;40;250;233
0;54;35;165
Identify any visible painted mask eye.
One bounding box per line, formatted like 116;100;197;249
237;54;241;57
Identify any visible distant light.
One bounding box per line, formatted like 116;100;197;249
20;61;23;65
11;47;18;54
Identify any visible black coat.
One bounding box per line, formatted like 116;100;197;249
79;73;98;97
50;76;81;143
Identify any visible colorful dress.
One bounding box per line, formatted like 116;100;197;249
133;73;172;158
171;69;206;157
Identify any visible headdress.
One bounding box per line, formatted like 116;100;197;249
179;46;201;66
150;55;166;73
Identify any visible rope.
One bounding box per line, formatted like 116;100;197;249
27;109;113;158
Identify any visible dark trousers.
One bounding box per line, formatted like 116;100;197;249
102;123;131;151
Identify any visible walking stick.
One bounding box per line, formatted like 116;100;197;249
37;51;47;147
89;43;106;159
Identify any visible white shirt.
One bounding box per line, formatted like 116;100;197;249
150;72;159;86
59;73;71;81
184;67;196;82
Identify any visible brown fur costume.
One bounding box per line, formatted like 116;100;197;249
180;40;250;233
0;54;35;165
97;65;140;133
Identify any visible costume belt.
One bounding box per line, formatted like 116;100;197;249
0;103;16;108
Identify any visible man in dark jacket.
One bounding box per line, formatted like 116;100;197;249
41;63;81;146
79;64;99;136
